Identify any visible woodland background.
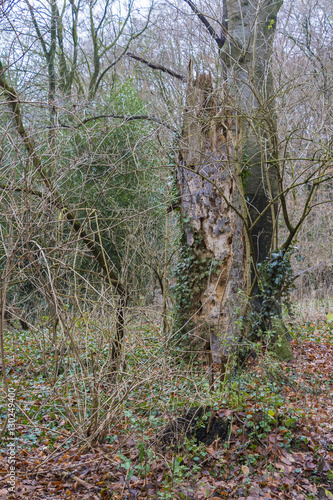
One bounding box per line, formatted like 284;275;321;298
0;0;332;498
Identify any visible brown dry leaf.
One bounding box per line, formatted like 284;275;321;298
284;452;295;463
214;480;228;488
218;409;233;418
207;439;220;455
241;465;250;475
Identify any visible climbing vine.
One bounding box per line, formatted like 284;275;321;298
172;229;219;335
246;247;297;341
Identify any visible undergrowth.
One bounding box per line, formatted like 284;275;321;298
0;313;333;499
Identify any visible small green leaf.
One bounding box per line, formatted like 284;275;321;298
285;417;296;428
325;490;333;499
327;313;333;323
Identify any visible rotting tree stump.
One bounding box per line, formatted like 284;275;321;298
155;406;229;452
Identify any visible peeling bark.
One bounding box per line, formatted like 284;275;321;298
177;60;245;371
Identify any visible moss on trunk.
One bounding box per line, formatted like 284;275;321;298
270;317;293;361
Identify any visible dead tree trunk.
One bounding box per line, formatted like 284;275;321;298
176;61;246;378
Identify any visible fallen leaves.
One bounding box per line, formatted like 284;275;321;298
1;321;333;499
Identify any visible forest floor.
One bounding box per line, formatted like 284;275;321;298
0;316;333;499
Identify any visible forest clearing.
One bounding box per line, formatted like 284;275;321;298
0;0;332;498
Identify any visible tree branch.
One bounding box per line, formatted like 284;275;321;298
182;0;226;50
127;53;186;81
25;0;49;60
60;114;178;133
0;183;44;199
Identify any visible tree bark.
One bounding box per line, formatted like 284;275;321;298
176;60;246;375
222;0;283;264
223;0;292;359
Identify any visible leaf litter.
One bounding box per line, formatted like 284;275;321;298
0;320;333;499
